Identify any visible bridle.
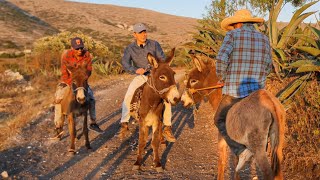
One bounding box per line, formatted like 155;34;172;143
142;74;175;96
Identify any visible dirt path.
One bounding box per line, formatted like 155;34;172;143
0;72;279;179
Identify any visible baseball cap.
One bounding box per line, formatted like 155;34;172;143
133;23;147;33
71;37;84;49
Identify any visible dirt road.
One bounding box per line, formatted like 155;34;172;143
0;72;282;179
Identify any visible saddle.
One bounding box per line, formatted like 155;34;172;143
130;83;146;120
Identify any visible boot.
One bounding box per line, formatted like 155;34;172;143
118;122;129;139
163;126;176;142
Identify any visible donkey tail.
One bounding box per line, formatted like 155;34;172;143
268;91;286;179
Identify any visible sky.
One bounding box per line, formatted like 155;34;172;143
69;0;320;23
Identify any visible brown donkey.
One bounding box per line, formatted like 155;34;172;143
57;62;91;154
132;48;180;172
181;55;285;180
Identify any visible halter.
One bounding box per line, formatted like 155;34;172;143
142;74;175;95
73;86;87;93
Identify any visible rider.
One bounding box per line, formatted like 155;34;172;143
53;37;103;137
118;23;176;142
215;9;272;170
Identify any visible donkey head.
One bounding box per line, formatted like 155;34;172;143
181;54;219;107
66;62;89;104
147;48;180;105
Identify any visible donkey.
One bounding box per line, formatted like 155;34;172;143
132;48;180;172
181;55;285;180
58;62;91;154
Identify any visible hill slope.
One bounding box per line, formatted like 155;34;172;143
4;0;198;50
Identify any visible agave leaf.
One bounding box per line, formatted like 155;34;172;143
295;46;320;57
276;73;311;109
269;0;284;46
277;11;316;49
291;1;318;22
274;48;288;62
308;25;320;39
287;60;320;67
296;64;320;73
291;34;319;48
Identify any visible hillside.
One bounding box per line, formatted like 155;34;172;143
2;0;198;51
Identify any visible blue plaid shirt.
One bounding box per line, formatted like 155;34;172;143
216;24;272;98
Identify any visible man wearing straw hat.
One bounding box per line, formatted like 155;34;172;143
214;9;272;171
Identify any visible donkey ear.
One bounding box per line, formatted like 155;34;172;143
147;53;158;68
191;55;204;72
165;48;175;65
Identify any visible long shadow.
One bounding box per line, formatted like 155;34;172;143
0;145;44;178
41;103;194;178
40;108;122;179
161;104;194;168
85;128;139;179
86;104;194;178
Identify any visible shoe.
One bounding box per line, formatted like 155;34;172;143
50;127;64;140
89;123;103;134
162;126;176;142
235;149;253;172
118;122;129;139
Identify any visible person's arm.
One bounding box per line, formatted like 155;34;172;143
265;40;273;75
216;32;233;81
60;50;69;83
86;52;93;77
155;41;166;61
121;46;137;74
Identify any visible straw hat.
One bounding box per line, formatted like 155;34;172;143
221;9;264;31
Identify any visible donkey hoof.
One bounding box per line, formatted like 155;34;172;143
68;149;76;155
86;147;93;152
155;166;164;173
132;165;141;171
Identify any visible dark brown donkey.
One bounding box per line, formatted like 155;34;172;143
57;62;91;154
181;55;285;180
132;48;180;172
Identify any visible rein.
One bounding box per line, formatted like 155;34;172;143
187;84;224;113
188;84;224;95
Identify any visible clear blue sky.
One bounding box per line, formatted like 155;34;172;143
69;0;319;23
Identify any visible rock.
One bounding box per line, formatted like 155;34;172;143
1;171;8;179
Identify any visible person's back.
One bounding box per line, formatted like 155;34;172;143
218;23;272;98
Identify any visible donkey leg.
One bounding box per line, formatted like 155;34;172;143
83;112;91;150
231;153;240;180
133;123;148;170
217;135;227;180
152;122;163;172
67;114;76;155
254;148;274;180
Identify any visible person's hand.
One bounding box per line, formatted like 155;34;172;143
136;68;146;75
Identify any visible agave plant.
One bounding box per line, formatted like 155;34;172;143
183;0;320;109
